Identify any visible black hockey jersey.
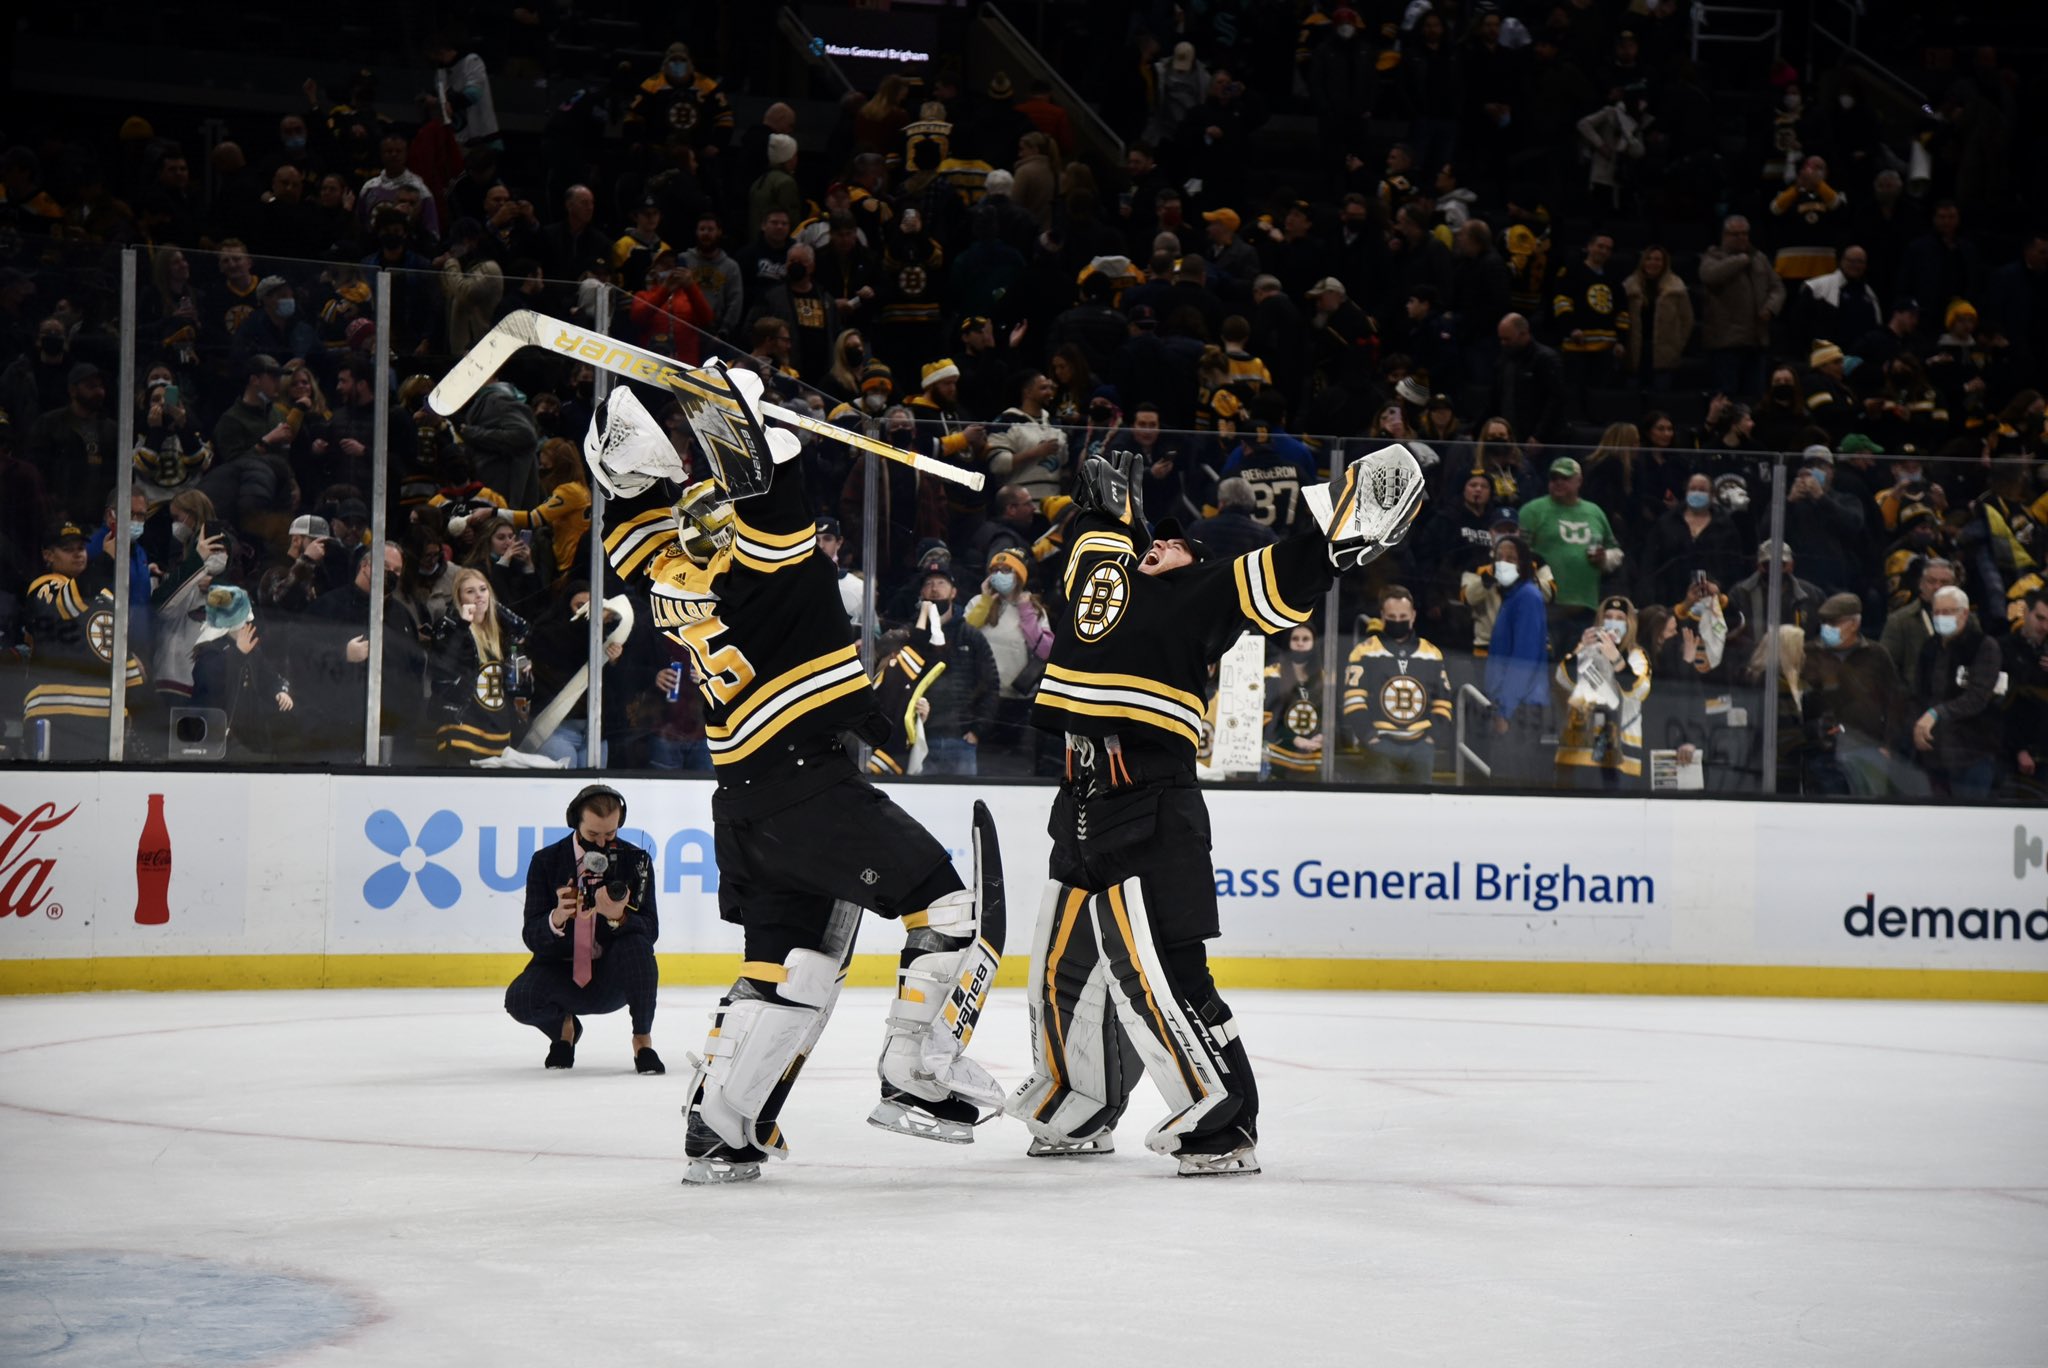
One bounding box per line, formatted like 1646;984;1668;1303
864;640;946;776
1263;662;1324;776
1342;633;1453;745
1031;507;1332;772
1550;262;1628;355
23;574;147;725
603;467;879;779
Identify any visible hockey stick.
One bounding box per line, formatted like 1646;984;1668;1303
428;310;985;492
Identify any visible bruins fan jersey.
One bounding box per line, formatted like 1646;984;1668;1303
1550;262;1627;355
604;469;878;779
1263;664;1323;776
1031;507;1332;772
865;641;946;776
1342;633;1452;745
23;574;146;724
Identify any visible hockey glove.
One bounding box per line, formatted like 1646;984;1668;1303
1074;451;1146;528
1303;443;1426;572
583;387;687;499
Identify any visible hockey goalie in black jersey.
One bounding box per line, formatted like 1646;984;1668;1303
582;375;1006;1185
1007;441;1423;1176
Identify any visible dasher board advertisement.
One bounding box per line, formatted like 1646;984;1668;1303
2;773;2044;985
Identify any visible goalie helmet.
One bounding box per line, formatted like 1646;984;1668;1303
674;478;735;566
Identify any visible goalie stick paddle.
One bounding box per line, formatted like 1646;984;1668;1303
429;310;985;492
935;799;1006;1060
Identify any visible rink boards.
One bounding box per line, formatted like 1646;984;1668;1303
1;770;2043;1000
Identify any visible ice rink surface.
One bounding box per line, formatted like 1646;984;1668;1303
2;986;2044;1367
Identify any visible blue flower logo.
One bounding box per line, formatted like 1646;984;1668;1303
363;809;464;909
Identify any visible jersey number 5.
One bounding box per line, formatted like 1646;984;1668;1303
677;613;756;706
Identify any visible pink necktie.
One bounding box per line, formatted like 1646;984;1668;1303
572;914;595;987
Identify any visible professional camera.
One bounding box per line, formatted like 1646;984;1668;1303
577;844;631;911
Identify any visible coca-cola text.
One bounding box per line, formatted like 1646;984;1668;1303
0;802;78;920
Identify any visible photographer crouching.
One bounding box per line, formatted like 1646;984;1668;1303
504;784;664;1073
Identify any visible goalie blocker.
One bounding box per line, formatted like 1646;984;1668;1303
1007;444;1422;1176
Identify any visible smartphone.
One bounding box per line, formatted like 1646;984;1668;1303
1692;570;1708;589
162;383;181;410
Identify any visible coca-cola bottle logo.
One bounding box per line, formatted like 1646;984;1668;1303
0;802;78;919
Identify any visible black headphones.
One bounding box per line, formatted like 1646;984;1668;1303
565;783;628;829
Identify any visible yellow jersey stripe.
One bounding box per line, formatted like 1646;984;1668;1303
730;515;815;549
705;643;861;735
1233;557;1290;634
732;546;805;574
1043;662;1204;715
31;576;87;619
712;671;873;764
1257;547;1314;624
1033;691;1201;748
1062;531;1136;596
606;509;675;579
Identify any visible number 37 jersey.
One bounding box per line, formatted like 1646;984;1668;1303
604;471;878;779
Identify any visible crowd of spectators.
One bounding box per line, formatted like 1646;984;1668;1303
0;5;2043;800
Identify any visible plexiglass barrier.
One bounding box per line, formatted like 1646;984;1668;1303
4;243;2040;807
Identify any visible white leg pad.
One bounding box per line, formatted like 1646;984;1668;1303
880;888;1006;1108
1006;881;1133;1143
1088;881;1239;1156
691;945;843;1154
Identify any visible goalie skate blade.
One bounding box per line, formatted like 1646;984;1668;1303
682;1157;762;1185
867;1099;976;1145
1176;1145;1261;1178
1026;1134;1116;1158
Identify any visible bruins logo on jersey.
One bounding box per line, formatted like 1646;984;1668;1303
475;662;508;711
1285;698;1321;736
1073;562;1130;641
897;264;928;297
1380;674;1427;724
1586;282;1614;315
86;607;117;664
666;97;700;132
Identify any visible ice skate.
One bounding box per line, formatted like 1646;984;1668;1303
867;1087;981;1144
1026;1131;1116;1158
1172;1126;1261;1178
682;1107;770;1184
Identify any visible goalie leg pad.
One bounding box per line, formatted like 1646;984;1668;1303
686;902;860;1163
1006;882;1141;1145
876;889;1004;1112
874;801;1008;1118
1090;880;1251;1157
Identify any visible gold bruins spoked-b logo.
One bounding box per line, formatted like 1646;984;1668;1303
86;607;117;663
474;662;508;712
1073;562;1129;641
897;264;928;297
666;98;700;133
1285;699;1320;736
1379;675;1427;725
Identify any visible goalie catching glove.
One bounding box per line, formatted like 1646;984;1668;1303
1303;442;1426;572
